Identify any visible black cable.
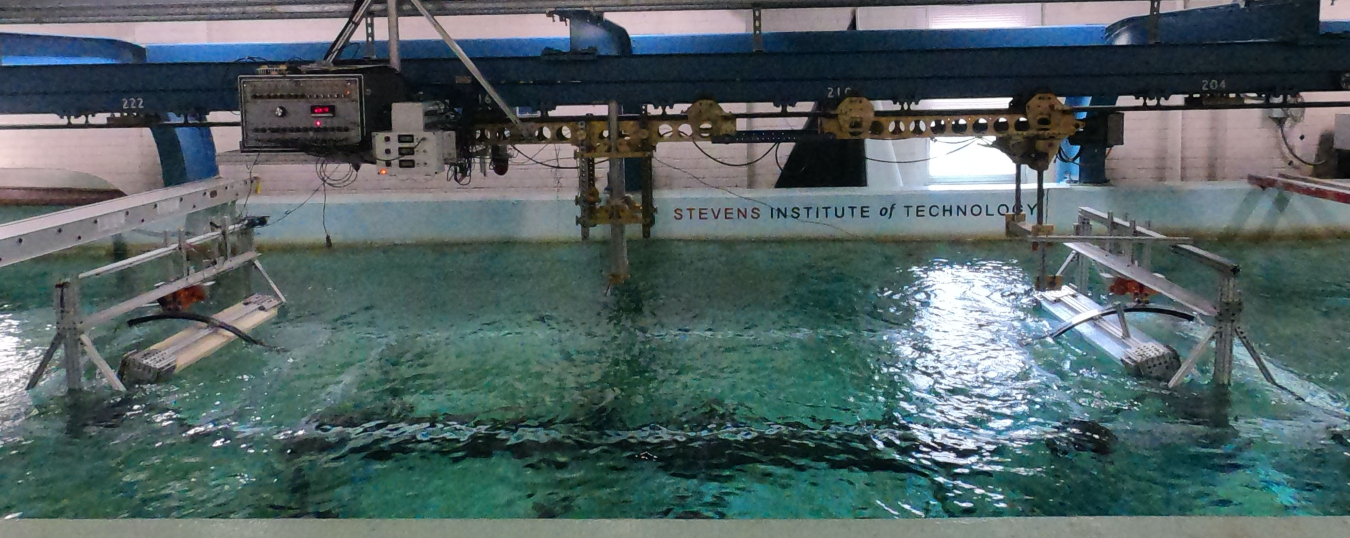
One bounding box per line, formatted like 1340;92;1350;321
692;140;780;167
510;145;612;170
448;164;472;186
863;140;978;164
509;144;551;166
315;157;358;188
268;184;323;227
1039;305;1197;340
127;312;279;350
322;183;333;248
1058;147;1081;163
1278;118;1328;167
512;145;580;170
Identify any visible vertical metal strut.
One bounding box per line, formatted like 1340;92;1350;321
55;282;84;392
1212;275;1240;386
1036;168;1048;287
407;0;522;129
363;14;376;59
387;0;402;71
607;101;630;285
320;0;378;66
641;155;655;239
577;154;597;240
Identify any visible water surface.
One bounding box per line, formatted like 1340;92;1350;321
0;239;1346;518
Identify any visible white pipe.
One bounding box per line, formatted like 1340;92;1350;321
388;0;401;71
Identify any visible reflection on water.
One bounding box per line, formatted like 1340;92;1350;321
0;240;1346;518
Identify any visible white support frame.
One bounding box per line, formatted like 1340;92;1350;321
1045;207;1269;389
0;177;256;269
24;214;285;393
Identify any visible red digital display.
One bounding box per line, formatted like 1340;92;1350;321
310;105;335;117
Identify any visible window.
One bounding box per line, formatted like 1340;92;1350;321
927;6;1039;29
858;5;1042;187
927;137;1017;183
924;7;1038;183
924;98;1016;183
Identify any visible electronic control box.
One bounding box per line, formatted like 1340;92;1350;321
373;131;457;177
238;69;405;153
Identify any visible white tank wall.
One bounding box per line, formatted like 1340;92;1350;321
236;181;1350;245
0;1;1348;194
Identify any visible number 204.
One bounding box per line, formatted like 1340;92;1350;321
1201;79;1227;91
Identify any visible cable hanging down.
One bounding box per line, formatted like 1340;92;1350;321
692;140;781;167
1278;119;1328;167
863;140;979;164
315;157;359;188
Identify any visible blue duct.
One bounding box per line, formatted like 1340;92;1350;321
1057;96;1090;184
1;32;218;188
0;33;145;65
152;113;221;186
1105;0;1321;44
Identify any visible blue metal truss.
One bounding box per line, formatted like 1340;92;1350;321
2;24;1350;117
4;33;1350;117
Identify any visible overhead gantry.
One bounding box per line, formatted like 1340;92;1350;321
464;92;1083;283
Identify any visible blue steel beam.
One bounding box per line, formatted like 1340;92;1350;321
3;30;1350;116
403;41;1350;110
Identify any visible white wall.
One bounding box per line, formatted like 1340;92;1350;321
1;1;1348;195
0;114;163;193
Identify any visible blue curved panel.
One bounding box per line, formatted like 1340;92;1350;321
146;37;572;63
0;33;217;188
144;26;1108;64
0;33;145;65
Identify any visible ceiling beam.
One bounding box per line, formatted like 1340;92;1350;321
0;0;1120;25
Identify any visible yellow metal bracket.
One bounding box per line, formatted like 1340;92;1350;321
475;99;735;153
592;196;645;226
479;94;1081;171
822;93;1083;171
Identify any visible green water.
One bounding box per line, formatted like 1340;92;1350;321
0;240;1347;518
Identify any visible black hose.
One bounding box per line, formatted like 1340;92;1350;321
1043;305;1197;340
127;312;278;350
